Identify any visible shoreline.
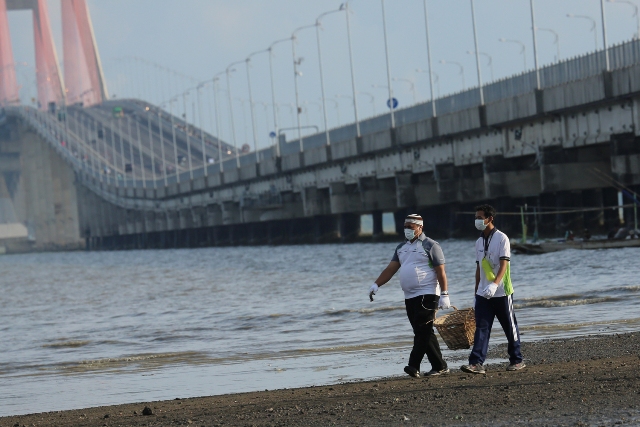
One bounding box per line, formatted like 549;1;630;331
2;332;639;426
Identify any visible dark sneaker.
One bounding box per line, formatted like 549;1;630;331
506;362;526;371
460;364;485;374
404;365;420;378
424;368;450;376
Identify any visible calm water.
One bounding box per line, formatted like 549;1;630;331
1;241;639;416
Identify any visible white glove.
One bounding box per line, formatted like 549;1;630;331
483;283;499;299
369;283;379;302
439;294;451;309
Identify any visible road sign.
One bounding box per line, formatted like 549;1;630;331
269;131;277;138
386;97;399;109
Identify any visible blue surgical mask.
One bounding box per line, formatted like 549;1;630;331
404;228;416;240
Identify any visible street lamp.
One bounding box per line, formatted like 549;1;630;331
392;77;417;104
439;60;465;89
416;68;441;98
566;14;598;51
536;28;560;62
168;96;181;183
196;82;210;174
226;60;245;168
213;71;226;172
315;8;343;146
498;38;527;71
246;50;268;163
358;92;376;115
607;0;640;39
267;37;292;158
381;0;395;128
466;51;494;81
182;89;194;180
342;1;361;137
292;24;317;152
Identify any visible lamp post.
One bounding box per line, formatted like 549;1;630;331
226;60;245;168
530;0;541;89
466;51;494;81
316;8;343;146
470;0;484;105
392;77;417;104
168;97;180;183
439;60;466;89
600;0;610;71
109;117;119;187
358;92;376;115
267;38;292;158
536;28;560;62
416;68;441;98
381;0;395;128
498;38;527;71
157;107;168;186
607;0;640;39
196;82;209;174
422;0;437;117
182;89;194;180
566;14;598;51
212;73;225;172
246;49;269;163
291;24;317;152
134;114;146;188
145;107;157;188
343;1;361;137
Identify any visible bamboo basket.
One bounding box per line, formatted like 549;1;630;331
434;306;475;350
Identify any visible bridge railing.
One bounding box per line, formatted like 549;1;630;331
8;37;640;199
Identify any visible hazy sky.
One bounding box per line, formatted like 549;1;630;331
7;0;639;149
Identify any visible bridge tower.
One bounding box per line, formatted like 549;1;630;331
0;0;107;108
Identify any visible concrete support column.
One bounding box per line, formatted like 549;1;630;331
372;210;383;241
339;213;360;242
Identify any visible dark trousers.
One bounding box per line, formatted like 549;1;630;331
469;294;523;366
405;294;447;372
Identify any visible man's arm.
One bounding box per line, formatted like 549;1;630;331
434;264;448;293
374;261;401;286
475;263;480;293
493;259;508;284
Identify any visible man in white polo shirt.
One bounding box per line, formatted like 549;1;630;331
368;214;452;378
461;204;525;374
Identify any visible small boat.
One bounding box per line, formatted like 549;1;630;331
512;238;640;254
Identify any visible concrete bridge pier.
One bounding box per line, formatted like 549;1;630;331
371;210;384;241
339;213;360;242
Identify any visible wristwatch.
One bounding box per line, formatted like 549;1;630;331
441;291;449;295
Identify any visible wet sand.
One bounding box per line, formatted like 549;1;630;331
2;333;639;427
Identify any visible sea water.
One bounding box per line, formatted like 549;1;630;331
0;241;639;416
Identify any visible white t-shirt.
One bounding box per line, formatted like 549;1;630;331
392;234;445;299
475;229;511;298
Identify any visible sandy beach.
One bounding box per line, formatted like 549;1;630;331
2;332;639;427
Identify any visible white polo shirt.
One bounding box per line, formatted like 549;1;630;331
391;234;445;299
475;228;512;298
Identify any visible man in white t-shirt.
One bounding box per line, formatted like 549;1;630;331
368;214;452;378
461;204;525;374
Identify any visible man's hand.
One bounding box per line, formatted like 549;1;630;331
439;294;451;309
483;283;499;299
369;283;379;302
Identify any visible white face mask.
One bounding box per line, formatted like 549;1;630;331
404;228;417;240
475;219;487;231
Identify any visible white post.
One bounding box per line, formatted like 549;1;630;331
196;84;208;176
530;0;541;89
169;99;180;183
423;0;437;117
157;110;168;186
345;2;361;137
267;38;291;158
109;117;119;187
213;74;224;173
381;0;395;128
291;25;316;152
245;58;260;163
182;91;194;180
226;62;244;168
147;110;157;188
316;14;330;146
600;0;610;71
470;0;484;105
135;117;146;188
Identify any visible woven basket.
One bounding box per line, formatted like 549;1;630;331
434;306;475;350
